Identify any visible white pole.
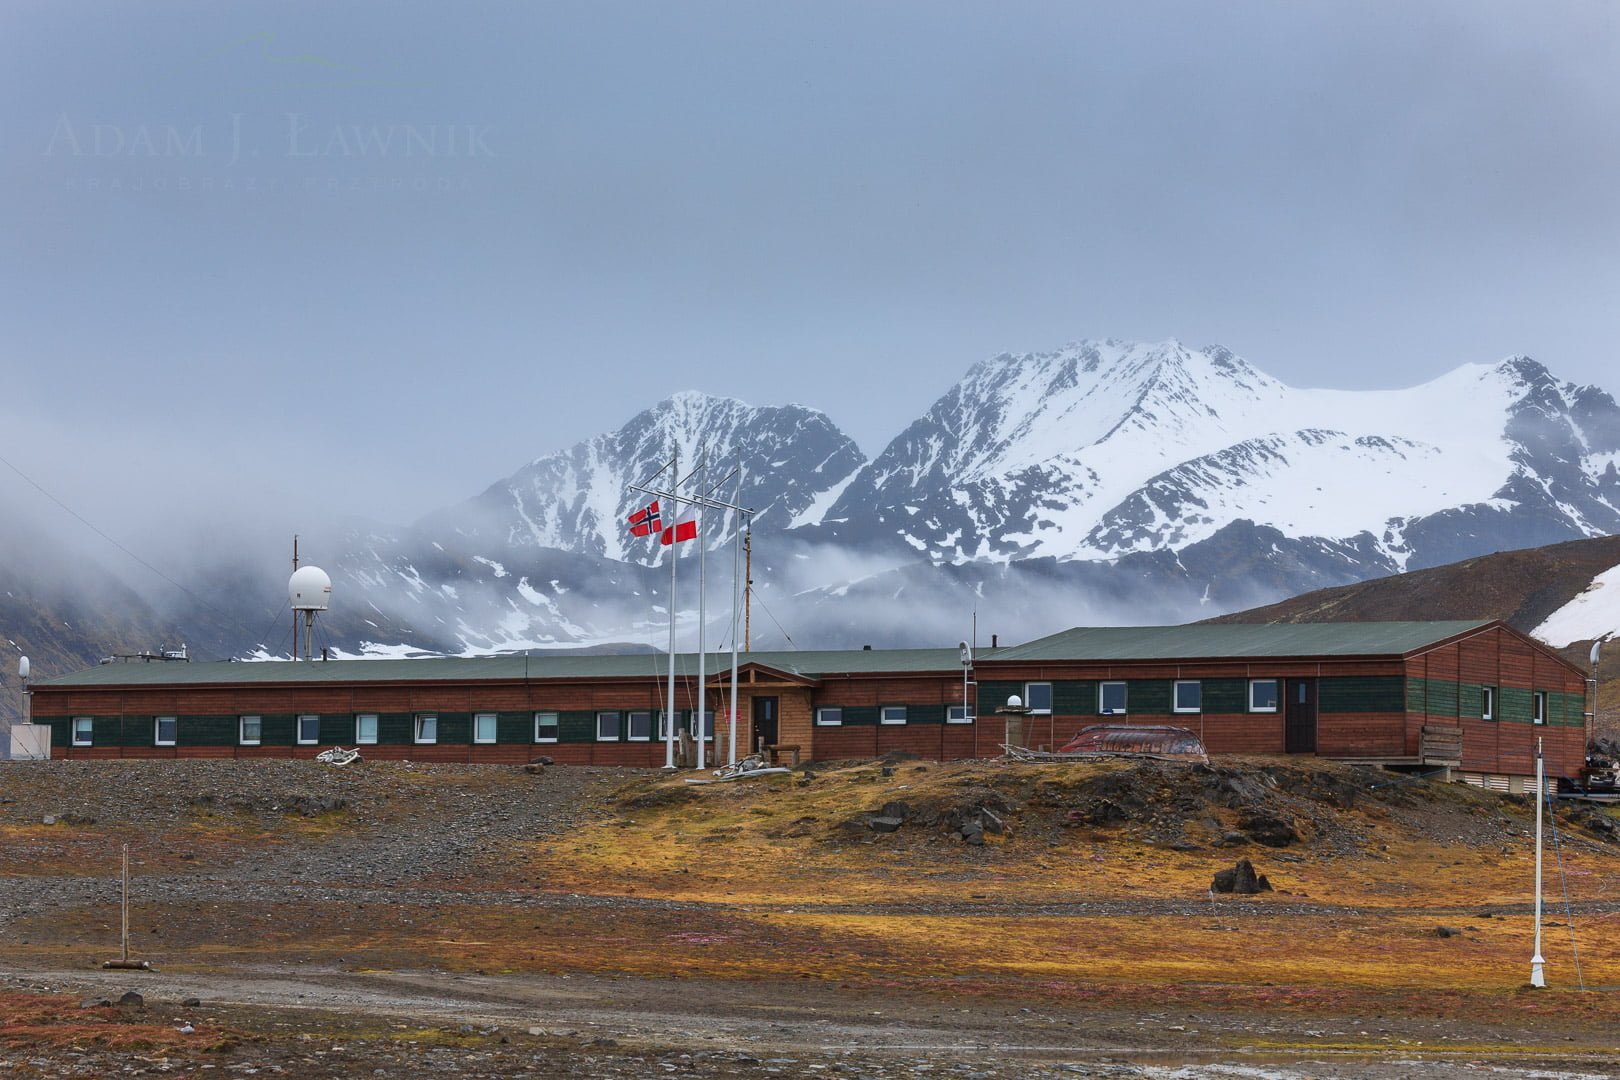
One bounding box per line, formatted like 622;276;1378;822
728;458;744;765
1531;735;1546;988
696;457;707;771
664;446;679;770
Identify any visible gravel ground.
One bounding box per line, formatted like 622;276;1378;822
3;759;1619;1079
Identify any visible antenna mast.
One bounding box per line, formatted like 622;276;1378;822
291;536;300;661
743;524;753;652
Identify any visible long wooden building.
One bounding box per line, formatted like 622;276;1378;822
26;620;1589;786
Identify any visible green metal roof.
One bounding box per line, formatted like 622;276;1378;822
992;621;1492;662
34;647;979;689
32;621;1495;689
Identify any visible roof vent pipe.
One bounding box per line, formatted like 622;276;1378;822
862;644;871;651
991;634;998;649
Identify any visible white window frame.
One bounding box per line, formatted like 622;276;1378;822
414;713;438;744
296;714;320;746
626;710;653;742
534;711;559;743
1173;680;1202;714
239;715;262;746
1482;685;1496;721
154;716;177;747
880;705;907;726
1532;690;1547;726
472;712;498;744
1099;681;1127;715
1248;679;1279;713
72;716;94;747
596;710;622;741
816;707;843;727
946;704;973;724
355;714;379;745
1024;682;1053;715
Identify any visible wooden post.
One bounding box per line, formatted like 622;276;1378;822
120;843;129;963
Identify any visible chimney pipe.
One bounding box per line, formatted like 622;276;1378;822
991;634;998;649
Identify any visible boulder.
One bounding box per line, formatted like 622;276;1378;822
1212;858;1272;895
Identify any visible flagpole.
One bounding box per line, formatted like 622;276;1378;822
664;445;679;771
1531;735;1546;987
696;456;707;771
728;454;743;765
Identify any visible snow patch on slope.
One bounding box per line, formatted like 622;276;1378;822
1533;563;1620;647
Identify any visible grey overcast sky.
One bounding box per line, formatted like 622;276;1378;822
2;1;1618;536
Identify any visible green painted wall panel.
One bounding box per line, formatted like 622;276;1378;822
909;704;946;725
1319;676;1405;714
1052;680;1095;716
498;712;531;744
1127;680;1172;715
842;705;879;727
1202;679;1248;714
558;711;595;743
977;682;1021;714
1499;687;1531;724
179;715;238;747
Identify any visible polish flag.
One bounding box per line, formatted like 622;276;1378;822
659;518;698;545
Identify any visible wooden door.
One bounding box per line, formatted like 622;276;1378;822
753;696;779;752
1285;678;1317;754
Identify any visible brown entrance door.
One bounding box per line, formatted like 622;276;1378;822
753;696;779;753
1285;678;1317;754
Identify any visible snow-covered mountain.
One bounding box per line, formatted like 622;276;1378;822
808;341;1620;573
419;392;865;564
11;338;1620;668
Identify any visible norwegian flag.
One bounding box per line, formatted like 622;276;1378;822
627;500;661;538
659;518;698;545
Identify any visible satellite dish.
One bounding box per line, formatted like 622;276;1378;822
1594;639;1606;668
289;566;333;611
17;656;29;681
959;641;972;667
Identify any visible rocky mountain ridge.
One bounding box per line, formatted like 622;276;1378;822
4;339;1618;678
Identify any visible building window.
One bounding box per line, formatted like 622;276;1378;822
816;707;843;727
1173;681;1201;714
72;717;94;747
627;710;653;741
355;714;379;745
154;716;177;747
1025;682;1053;714
1533;691;1547;726
1249;680;1279;713
691;710;715;741
534;712;559;743
597;711;622;741
1099;682;1127;715
1482;686;1496;721
947;704;973;724
414;714;438;744
297;714;320;745
658;711;674;739
880;705;908;725
473;712;498;744
239;716;262;746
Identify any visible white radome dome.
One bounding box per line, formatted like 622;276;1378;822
289;565;332;611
